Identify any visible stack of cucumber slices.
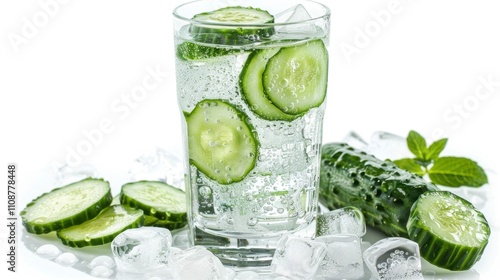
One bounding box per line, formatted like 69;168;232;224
20;178;187;248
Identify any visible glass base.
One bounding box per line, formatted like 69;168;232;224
190;219;317;268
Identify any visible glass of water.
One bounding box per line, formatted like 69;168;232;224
173;0;330;268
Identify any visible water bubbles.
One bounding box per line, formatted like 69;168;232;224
247;217;258;226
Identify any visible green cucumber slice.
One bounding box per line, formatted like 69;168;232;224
20;178;112;234
240;47;299;121
186;99;258;184
190;6;275;45
176;41;240;61
263;39;328;114
407;191;490;270
121;181;187;222
56;205;144;248
145;216;187;231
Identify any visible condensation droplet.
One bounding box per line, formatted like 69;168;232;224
36;244;61;259
55;252;79;267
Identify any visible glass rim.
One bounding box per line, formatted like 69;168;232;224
172;0;331;28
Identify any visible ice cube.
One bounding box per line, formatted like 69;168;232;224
315;234;364;280
316;206;366;237
342;131;369;150
111;227;172;273
128;147;185;189
55;163;98;186
363;237;423;280
276;5;316;35
270;235;327;279
169;246;226;280
365;131;410;161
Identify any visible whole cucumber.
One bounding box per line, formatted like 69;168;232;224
319;142;439;237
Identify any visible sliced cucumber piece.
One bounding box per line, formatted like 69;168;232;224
263;39;328;115
186;99;258;184
57;205;144;248
121;181;187;222
190;6;275;45
20;178;112;234
176;41;240;61
145;216;187;231
407;191;490;271
241;47;299;121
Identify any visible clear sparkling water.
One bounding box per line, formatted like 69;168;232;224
55;163;98;186
111;227;172;273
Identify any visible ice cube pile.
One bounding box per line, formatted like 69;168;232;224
104;205;424;280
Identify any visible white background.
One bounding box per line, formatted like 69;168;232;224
1;0;500;279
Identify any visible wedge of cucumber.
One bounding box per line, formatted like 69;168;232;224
263;39;328;115
20;178;112;234
120;181;187;222
57;205;144;248
407;191;490;270
185;99;258;184
189;6;275;45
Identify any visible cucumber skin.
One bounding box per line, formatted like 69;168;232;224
21;178;113;234
319;143;439;238
407;191;490;271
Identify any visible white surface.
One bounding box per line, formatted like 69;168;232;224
1;0;500;279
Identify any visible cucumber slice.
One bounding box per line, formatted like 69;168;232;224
176;41;240;61
20;178;112;234
145;216;187;231
186;99;258;184
240;47;299;121
121;181;187;222
407;191;490;271
263;39;328;115
57;205;144;248
190;6;275;45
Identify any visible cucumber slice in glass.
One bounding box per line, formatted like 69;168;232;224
190;6;275;45
241;47;300;121
120;181;187;222
186;99;258;184
407;191;490;271
263;39;328;115
176;41;240;61
56;205;144;248
20;178;112;234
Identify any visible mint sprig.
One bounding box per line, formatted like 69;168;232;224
393;130;488;188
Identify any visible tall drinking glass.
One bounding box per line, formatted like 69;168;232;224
173;0;330;268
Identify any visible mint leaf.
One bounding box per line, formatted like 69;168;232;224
392;158;426;176
428;157;488;187
407;130;427;159
426;138;448;160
